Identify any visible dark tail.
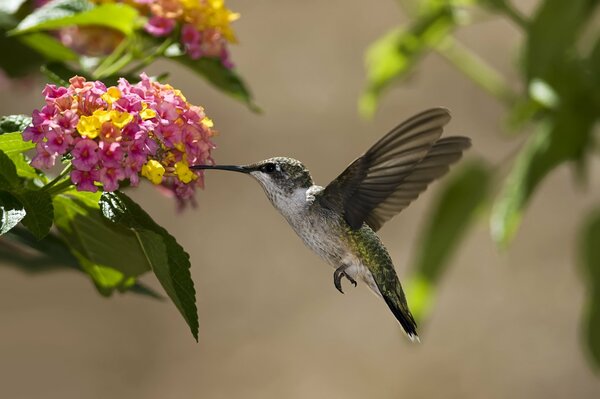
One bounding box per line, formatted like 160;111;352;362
382;289;419;342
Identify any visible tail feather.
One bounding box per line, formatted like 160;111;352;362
382;290;419;342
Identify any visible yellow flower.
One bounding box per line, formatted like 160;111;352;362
140;107;157;120
102;86;121;104
109;110;133;128
76;115;102;139
92;109;111;124
201;117;214;128
174;161;196;184
141;160;165;185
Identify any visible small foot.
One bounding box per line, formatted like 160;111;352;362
333;265;357;294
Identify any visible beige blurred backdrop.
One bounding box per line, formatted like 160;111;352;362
1;0;600;398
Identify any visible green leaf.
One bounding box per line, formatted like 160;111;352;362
0;131;35;154
0;29;43;77
0;191;26;236
524;0;596;84
0;0;28;15
491;106;597;246
579;209;600;369
0;115;32;134
100;191;198;340
2;225;164;300
12;0;141;36
13;189;53;240
360;7;456;117
0;131;39;181
19;32;78;62
170;55;260;112
0;149;19;187
406;161;491;320
53;190;153;294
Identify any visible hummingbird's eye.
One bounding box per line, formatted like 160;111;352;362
262;163;277;173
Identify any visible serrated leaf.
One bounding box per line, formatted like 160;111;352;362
53;190;153;294
100;191;198;340
13;189;53;240
360;7;455;117
170;55;260;113
0;191;26;235
0;131;35;153
406;161;491;320
8;153;39;181
2;225;164;300
0;149;19;187
579;209;600;369
0;115;32;135
12;0;141;36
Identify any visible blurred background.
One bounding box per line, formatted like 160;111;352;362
1;0;600;398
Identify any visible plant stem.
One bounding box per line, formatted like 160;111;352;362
434;37;518;107
92;38;130;79
43;164;72;191
494;1;528;30
44;179;74;196
123;37;174;76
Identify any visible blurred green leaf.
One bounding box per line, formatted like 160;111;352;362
0;30;43;77
0;0;28;15
12;0;141;36
19;32;78;62
0;115;32;135
14;189;53;240
100;191;199;341
406;160;491;320
53;190;153;295
524;0;596;84
8;153;39;181
579;209;600;369
360;7;456;117
491;105;597;246
170;55;260;113
0;191;26;236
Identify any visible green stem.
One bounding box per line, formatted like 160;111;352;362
44;179;74;197
434;37;518;107
123;37;174;76
92;38;130;79
494;1;528;30
43;164;72;191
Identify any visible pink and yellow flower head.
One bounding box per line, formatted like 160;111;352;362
24;73;216;205
90;0;239;67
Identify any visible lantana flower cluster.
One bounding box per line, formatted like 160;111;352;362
96;0;239;68
23;73;216;204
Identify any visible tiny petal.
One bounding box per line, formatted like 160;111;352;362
141;160;165;185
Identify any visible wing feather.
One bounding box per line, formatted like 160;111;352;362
318;108;471;231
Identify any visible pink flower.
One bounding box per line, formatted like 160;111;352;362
71;139;99;171
71;169;100;192
25;74;218;206
98;141;123;168
99;167;125;192
145;16;176;37
31;143;57;169
45;130;72;155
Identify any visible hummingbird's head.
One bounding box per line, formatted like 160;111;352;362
191;157;314;211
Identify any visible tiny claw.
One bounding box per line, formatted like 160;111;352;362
333;265;356;294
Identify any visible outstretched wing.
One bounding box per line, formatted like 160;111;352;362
318;108;471;231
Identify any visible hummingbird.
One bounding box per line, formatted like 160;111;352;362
191;108;470;341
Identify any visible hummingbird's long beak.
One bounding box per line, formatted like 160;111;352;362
190;164;251;174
